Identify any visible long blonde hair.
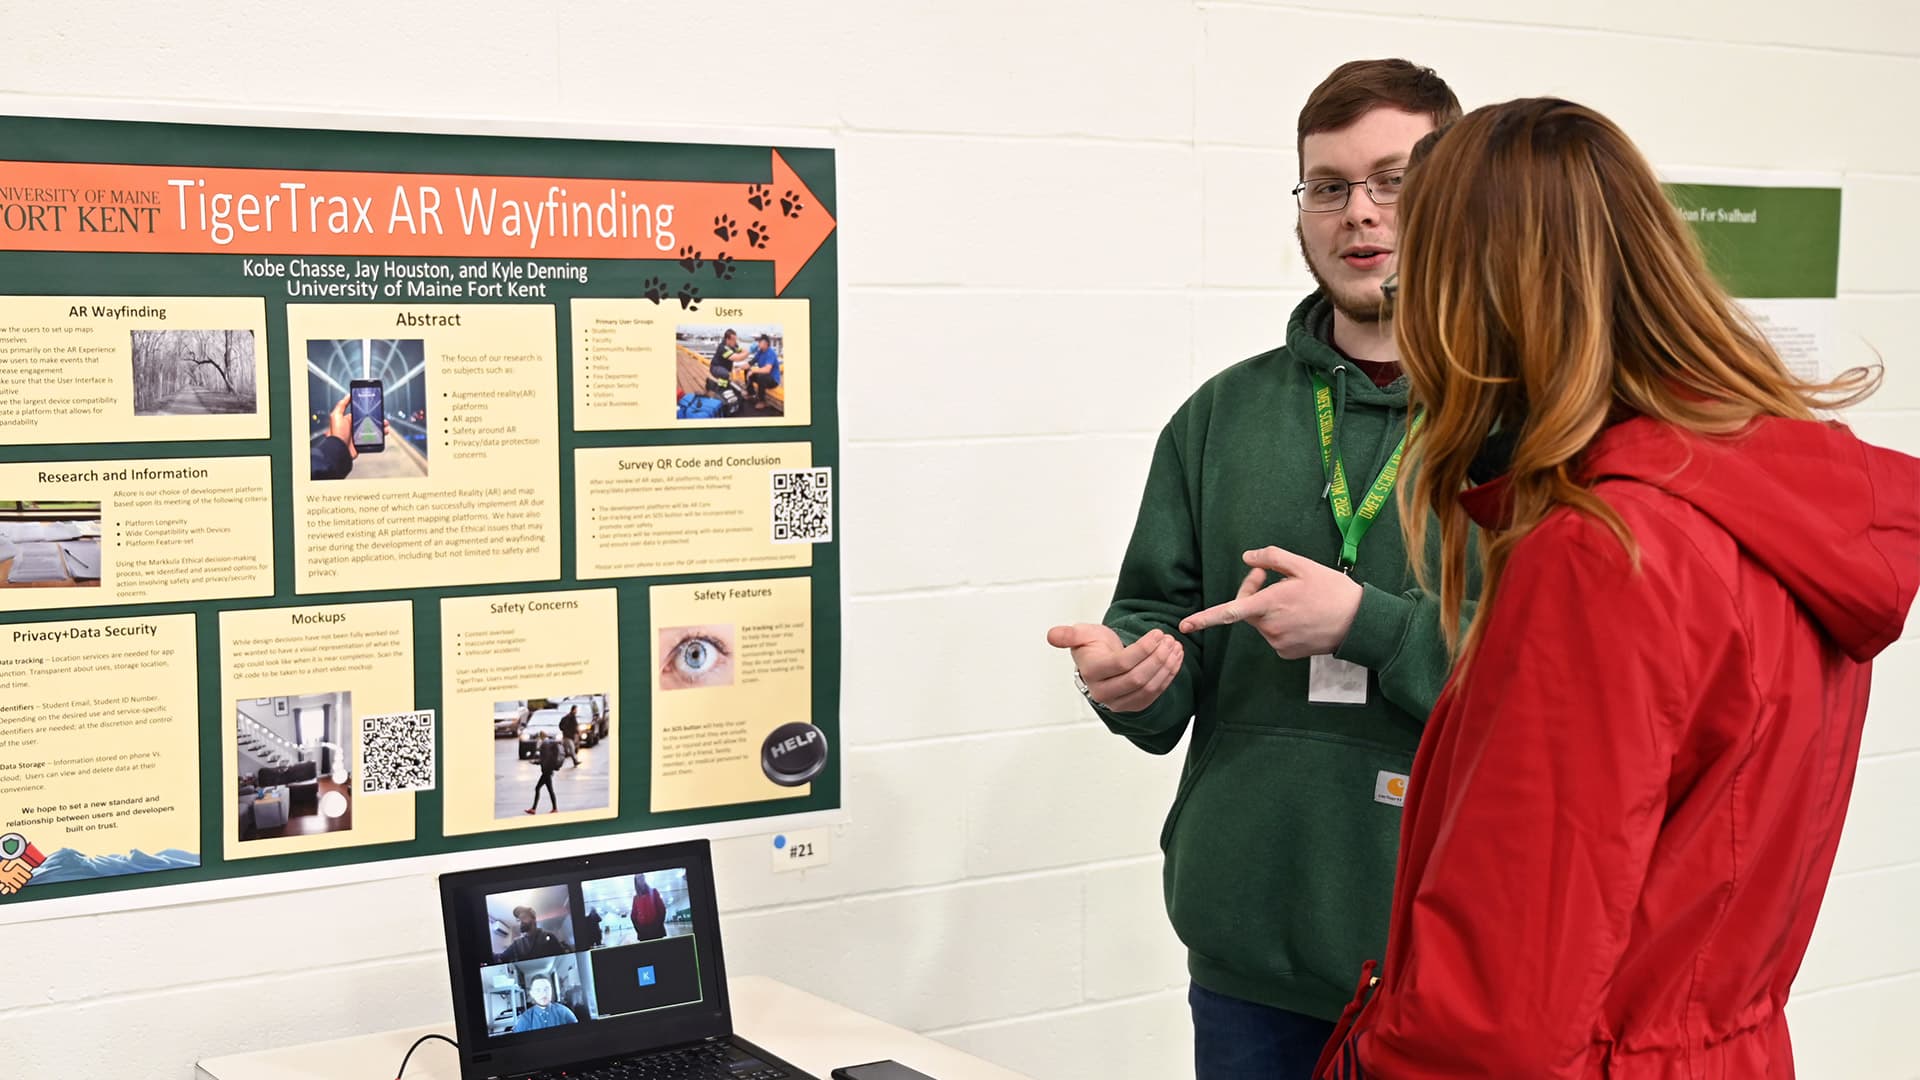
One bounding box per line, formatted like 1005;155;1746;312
1394;98;1877;661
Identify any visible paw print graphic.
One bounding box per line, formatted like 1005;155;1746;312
713;215;738;242
677;283;702;310
745;221;770;250
747;183;771;211
642;276;670;304
712;254;736;281
780;190;805;218
678;246;704;274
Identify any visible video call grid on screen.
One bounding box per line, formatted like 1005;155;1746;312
476;866;700;1036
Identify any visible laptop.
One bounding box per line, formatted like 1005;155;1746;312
439;838;817;1080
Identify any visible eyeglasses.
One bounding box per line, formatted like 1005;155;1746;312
1291;168;1406;213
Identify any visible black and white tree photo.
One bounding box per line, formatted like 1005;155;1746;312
130;328;258;416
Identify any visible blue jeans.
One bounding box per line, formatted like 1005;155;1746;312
1190;981;1337;1080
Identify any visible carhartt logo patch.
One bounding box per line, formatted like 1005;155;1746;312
1375;771;1408;807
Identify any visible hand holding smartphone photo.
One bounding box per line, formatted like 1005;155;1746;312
832;1061;937;1080
350;379;386;454
306;339;428;481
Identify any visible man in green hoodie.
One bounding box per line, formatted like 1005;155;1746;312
1047;59;1463;1078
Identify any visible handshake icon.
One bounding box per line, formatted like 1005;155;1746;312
0;832;45;895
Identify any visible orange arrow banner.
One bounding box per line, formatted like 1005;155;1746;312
0;149;834;294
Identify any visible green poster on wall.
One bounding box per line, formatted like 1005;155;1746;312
1663;168;1843;381
0;113;842;921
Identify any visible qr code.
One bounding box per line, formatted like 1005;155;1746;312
771;467;833;544
360;710;436;794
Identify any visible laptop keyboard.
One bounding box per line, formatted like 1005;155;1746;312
522;1039;791;1080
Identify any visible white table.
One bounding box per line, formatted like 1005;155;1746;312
196;975;1031;1080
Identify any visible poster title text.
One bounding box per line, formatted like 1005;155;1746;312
167;179;677;252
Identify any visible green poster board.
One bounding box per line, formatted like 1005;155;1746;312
1664;171;1842;381
1665;182;1841;299
0;115;841;920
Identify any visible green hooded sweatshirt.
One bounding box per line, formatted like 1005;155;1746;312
1101;291;1467;1021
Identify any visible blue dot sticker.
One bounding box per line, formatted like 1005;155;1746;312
773;834;787;850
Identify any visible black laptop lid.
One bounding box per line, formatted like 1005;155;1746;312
439;839;733;1079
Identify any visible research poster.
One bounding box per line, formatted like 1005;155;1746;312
0;115;840;919
1664;168;1842;381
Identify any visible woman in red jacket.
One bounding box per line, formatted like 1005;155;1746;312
1320;98;1920;1078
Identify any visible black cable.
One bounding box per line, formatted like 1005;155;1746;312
395;1032;459;1079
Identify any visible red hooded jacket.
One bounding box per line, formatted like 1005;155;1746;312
1321;415;1920;1079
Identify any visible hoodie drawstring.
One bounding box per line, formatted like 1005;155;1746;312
1325;363;1348;499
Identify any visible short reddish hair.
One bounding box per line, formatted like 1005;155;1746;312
1297;59;1461;167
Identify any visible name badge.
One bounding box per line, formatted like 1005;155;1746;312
1308;653;1368;705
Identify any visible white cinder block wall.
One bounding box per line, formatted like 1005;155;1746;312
1;2;1915;1077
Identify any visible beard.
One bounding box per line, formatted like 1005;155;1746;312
1297;224;1387;325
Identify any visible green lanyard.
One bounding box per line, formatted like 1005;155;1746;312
1310;371;1420;572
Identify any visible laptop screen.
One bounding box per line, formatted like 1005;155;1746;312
439;839;733;1077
